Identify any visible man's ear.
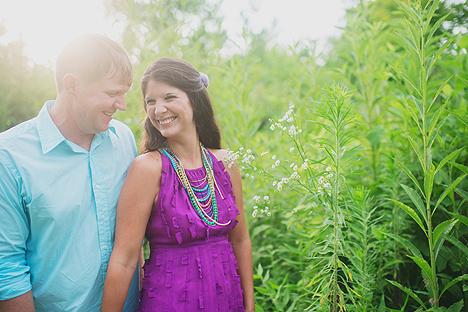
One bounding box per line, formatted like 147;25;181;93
62;73;79;98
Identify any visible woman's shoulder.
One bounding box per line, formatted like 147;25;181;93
207;148;241;179
129;150;163;177
207;148;228;162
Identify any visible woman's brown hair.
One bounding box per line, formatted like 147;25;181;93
140;58;221;153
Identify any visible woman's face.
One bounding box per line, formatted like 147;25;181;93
144;80;196;140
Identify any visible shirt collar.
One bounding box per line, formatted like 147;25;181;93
36;101;117;154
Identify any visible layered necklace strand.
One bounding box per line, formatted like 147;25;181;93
160;143;231;227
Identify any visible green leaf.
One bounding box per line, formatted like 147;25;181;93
424;0;440;33
257;263;263;277
454;187;468;202
386;279;426;309
439;274;468;297
432;218;457;250
393;157;425;198
451;162;468;175
447;212;468;228
391;199;427;236
408;256;434;286
401;184;427;223
395;31;419;56
435;147;464;174
428;34;458;73
428;102;447;135
250;224;271;239
425;12;449;46
402;98;423;134
404;129;425;171
394;0;420;24
411;95;424;120
428;115;449;151
451;111;468;127
459;75;468;87
433;174;467;215
443;234;468;258
424;163;435;202
388;64;422;97
382;232;422;258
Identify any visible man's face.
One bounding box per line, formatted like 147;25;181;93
72;77;131;135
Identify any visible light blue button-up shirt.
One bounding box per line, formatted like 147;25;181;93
0;101;139;311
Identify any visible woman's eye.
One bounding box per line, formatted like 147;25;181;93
146;100;156;105
165;96;175;101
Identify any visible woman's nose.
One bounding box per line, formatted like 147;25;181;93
155;104;167;117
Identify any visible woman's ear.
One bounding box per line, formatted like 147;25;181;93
62;73;79;98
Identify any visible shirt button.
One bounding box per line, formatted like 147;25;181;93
101;215;105;219
95;184;100;189
104;246;108;250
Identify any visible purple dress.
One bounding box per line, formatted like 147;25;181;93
138;151;245;312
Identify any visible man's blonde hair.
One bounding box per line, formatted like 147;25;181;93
55;34;133;92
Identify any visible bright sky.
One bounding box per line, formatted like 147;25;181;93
0;0;350;65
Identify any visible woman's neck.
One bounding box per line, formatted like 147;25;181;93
166;138;203;169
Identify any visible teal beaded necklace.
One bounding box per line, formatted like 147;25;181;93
160;143;230;227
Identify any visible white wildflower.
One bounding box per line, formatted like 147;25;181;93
326;166;332;172
272;155;276;160
264;196;269;201
301;163;308;170
275;160;280;166
290;147;295;153
270;125;275;131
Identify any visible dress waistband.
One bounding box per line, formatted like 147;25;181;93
150;234;228;250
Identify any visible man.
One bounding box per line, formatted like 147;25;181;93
0;34;139;311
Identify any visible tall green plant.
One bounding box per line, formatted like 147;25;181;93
387;0;468;309
306;85;361;311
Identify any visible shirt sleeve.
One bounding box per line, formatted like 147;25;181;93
0;160;32;300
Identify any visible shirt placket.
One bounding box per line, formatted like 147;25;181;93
89;138;112;282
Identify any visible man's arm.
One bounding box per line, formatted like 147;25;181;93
0;291;35;312
0;160;33;306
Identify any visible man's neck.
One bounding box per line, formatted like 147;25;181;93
48;96;94;152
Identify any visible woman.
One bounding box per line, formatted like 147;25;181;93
101;58;255;312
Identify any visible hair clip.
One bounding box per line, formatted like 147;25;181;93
199;72;209;89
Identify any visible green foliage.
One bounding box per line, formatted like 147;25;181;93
0;22;56;131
